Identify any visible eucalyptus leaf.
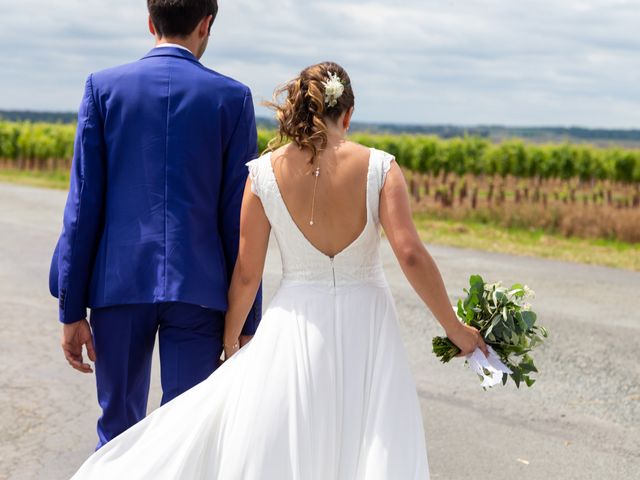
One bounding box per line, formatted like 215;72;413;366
521;310;536;329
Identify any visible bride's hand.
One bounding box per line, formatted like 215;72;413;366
223;337;240;361
446;323;489;357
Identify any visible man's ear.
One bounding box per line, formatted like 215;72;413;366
200;14;213;37
148;15;157;36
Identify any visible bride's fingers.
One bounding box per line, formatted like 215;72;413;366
455;346;473;357
478;337;489;357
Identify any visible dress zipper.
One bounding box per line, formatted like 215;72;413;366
330;257;336;289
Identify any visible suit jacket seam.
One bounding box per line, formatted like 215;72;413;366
62;75;95;321
87;73;105;125
224;89;251;155
163;61;172;299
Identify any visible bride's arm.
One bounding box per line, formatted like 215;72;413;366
224;177;271;357
379;162;488;357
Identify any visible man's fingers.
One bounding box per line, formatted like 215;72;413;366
66;356;92;373
70;360;93;373
62;341;81;356
60;320;95;373
63;347;93;373
63;346;80;363
85;338;97;362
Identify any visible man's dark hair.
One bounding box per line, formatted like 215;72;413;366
148;0;218;38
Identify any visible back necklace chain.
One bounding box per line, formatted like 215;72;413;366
309;163;321;226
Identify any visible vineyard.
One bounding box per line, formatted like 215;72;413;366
266;131;640;243
2;121;639;243
0;121;75;170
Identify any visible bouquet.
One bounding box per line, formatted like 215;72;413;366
432;274;548;388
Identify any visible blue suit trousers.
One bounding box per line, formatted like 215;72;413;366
89;302;224;450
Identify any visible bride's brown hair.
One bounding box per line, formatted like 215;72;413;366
264;61;355;163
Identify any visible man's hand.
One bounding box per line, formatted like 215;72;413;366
61;319;96;373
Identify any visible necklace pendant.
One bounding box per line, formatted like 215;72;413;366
314;167;320;177
309;220;314;226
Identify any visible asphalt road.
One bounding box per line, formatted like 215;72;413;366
1;182;638;480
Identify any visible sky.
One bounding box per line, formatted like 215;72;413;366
0;0;638;128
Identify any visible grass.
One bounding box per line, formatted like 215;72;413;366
413;213;640;272
1;169;638;271
0;168;69;190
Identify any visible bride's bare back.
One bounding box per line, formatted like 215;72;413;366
270;141;372;258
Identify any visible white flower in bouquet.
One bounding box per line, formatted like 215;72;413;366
523;285;535;299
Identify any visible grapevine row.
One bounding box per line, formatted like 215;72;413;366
1;122;639;183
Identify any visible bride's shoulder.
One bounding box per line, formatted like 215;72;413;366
268;144;294;163
343;143;396;190
343;141;370;155
246;149;273;170
344;141;395;161
246;150;275;197
343;142;395;175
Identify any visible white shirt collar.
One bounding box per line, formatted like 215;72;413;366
154;43;193;54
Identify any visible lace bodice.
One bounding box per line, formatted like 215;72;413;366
246;148;395;288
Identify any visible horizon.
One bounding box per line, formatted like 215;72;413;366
3;109;640;133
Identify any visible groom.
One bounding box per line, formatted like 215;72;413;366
49;0;261;450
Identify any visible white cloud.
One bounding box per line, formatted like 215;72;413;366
0;0;638;127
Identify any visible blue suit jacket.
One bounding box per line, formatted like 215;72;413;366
49;47;261;333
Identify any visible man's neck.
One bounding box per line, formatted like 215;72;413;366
155;38;197;57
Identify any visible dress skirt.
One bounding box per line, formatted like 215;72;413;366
71;280;429;479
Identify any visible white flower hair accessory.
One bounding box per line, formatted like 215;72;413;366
322;72;345;108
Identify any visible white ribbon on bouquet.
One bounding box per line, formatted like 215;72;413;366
466;346;512;388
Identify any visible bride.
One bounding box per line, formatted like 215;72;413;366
71;61;487;479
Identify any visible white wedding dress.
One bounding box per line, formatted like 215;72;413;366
71;148;430;479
